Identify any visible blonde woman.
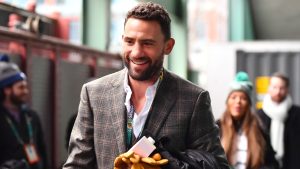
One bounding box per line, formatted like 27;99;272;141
218;72;278;169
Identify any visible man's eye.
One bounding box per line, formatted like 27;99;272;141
125;39;133;45
143;42;154;46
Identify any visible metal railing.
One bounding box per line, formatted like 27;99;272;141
0;26;122;169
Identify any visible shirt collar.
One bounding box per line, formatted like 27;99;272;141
123;71;160;111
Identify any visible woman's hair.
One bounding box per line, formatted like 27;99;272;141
220;94;266;169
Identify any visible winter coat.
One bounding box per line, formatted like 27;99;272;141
257;105;300;169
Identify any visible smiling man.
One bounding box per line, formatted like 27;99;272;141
63;2;228;169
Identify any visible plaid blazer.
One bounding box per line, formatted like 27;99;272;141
63;68;228;169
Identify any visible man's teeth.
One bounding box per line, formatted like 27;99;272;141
132;60;147;65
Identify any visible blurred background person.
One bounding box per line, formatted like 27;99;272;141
257;72;300;169
0;56;47;169
218;71;278;169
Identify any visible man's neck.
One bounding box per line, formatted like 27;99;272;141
3;100;20;113
129;76;158;113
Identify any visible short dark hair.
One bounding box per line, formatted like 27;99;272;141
0;84;12;103
271;72;290;88
124;2;171;40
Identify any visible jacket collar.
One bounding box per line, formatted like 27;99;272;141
141;70;178;140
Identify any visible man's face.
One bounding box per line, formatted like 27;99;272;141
122;18;174;81
268;77;288;103
7;80;29;106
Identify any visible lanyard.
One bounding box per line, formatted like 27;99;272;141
5;114;33;145
126;69;164;149
126;104;134;149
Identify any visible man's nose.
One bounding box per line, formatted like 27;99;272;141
131;43;144;57
23;88;29;95
274;88;281;95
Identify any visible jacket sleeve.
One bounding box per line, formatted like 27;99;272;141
159;91;230;169
63;84;96;169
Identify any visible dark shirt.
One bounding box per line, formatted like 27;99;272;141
0;105;47;169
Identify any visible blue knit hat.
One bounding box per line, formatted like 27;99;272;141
229;71;253;99
0;55;26;89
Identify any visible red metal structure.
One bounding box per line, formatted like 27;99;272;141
0;26;122;168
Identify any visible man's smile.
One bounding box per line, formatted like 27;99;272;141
129;58;149;65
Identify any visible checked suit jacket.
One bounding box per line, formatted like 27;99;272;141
63;68;228;169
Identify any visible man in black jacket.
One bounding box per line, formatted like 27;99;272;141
257;72;300;169
0;57;47;169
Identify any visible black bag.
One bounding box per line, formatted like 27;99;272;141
156;136;220;169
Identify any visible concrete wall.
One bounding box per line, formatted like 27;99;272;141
251;0;300;39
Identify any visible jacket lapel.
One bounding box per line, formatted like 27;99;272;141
143;70;177;139
109;69;127;153
109;69;178;152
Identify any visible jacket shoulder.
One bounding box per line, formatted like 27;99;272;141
256;109;271;131
84;69;124;89
290;105;300;113
287;104;300;125
166;70;206;94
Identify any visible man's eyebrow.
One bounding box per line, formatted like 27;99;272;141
140;39;156;43
123;36;133;40
123;37;156;43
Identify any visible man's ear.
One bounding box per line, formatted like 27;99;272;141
164;38;175;55
3;87;11;97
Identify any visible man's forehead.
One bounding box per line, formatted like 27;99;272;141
13;80;27;87
270;77;287;87
124;18;162;32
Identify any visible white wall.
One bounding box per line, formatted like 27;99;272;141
201;43;236;120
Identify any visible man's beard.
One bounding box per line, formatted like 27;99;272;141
271;94;287;103
123;53;164;81
10;92;26;107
